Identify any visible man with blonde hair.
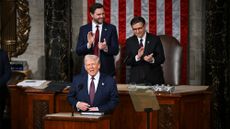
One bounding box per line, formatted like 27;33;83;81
67;54;119;113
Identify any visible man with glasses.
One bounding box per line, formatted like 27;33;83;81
125;16;165;85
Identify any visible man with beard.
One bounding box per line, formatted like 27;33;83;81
76;3;119;77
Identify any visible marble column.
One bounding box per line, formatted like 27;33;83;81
44;0;72;81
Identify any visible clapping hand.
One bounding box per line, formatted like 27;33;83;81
87;31;95;47
99;38;108;52
144;53;154;62
137;47;144;59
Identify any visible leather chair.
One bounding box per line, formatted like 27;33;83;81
160;35;182;85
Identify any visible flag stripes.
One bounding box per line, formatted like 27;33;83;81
84;0;188;84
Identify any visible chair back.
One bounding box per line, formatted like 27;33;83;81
160;35;182;85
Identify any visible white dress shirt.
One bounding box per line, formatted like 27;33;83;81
87;72;100;94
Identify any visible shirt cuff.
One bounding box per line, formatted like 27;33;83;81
87;43;91;49
95;107;99;111
135;55;141;62
103;45;108;52
76;102;81;111
150;57;155;63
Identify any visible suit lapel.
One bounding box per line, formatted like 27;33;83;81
144;33;151;55
82;74;90;103
87;23;92;32
93;74;105;104
133;36;140;51
101;23;108;42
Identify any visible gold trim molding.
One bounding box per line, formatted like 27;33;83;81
12;0;31;57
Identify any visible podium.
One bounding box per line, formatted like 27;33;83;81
44;113;111;129
128;85;160;129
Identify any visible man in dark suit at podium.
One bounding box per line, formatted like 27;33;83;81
126;16;165;85
0;49;11;129
67;55;119;113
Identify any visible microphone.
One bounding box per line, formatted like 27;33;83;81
71;83;84;116
71;84;83;117
71;106;75;116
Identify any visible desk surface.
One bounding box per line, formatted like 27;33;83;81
117;84;208;93
11;83;209;95
45;112;110;121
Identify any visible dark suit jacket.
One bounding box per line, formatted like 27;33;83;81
126;33;165;85
76;23;119;76
0;49;11;96
67;73;119;113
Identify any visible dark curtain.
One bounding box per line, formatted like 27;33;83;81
205;0;230;129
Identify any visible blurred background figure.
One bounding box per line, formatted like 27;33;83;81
0;49;11;129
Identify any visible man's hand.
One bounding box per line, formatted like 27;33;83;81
88;107;99;111
99;38;108;52
76;102;90;111
137;47;144;59
87;31;95;47
144;53;154;62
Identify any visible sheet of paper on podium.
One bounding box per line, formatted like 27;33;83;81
128;85;160;112
16;80;50;89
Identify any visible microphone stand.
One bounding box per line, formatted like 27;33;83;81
71;106;75;116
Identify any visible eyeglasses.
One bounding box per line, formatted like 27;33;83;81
132;26;144;31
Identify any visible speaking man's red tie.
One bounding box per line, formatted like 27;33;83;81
89;76;95;105
94;25;99;56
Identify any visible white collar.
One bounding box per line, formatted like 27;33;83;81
92;21;102;29
138;32;147;41
88;72;100;80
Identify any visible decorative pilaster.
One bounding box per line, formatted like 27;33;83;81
44;0;72;81
205;0;230;129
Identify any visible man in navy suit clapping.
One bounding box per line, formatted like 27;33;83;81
76;3;119;76
67;55;119;113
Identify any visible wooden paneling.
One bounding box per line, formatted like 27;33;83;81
27;93;54;129
9;86;27;129
55;93;72;112
9;85;211;129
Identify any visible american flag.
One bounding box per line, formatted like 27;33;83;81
83;0;188;84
